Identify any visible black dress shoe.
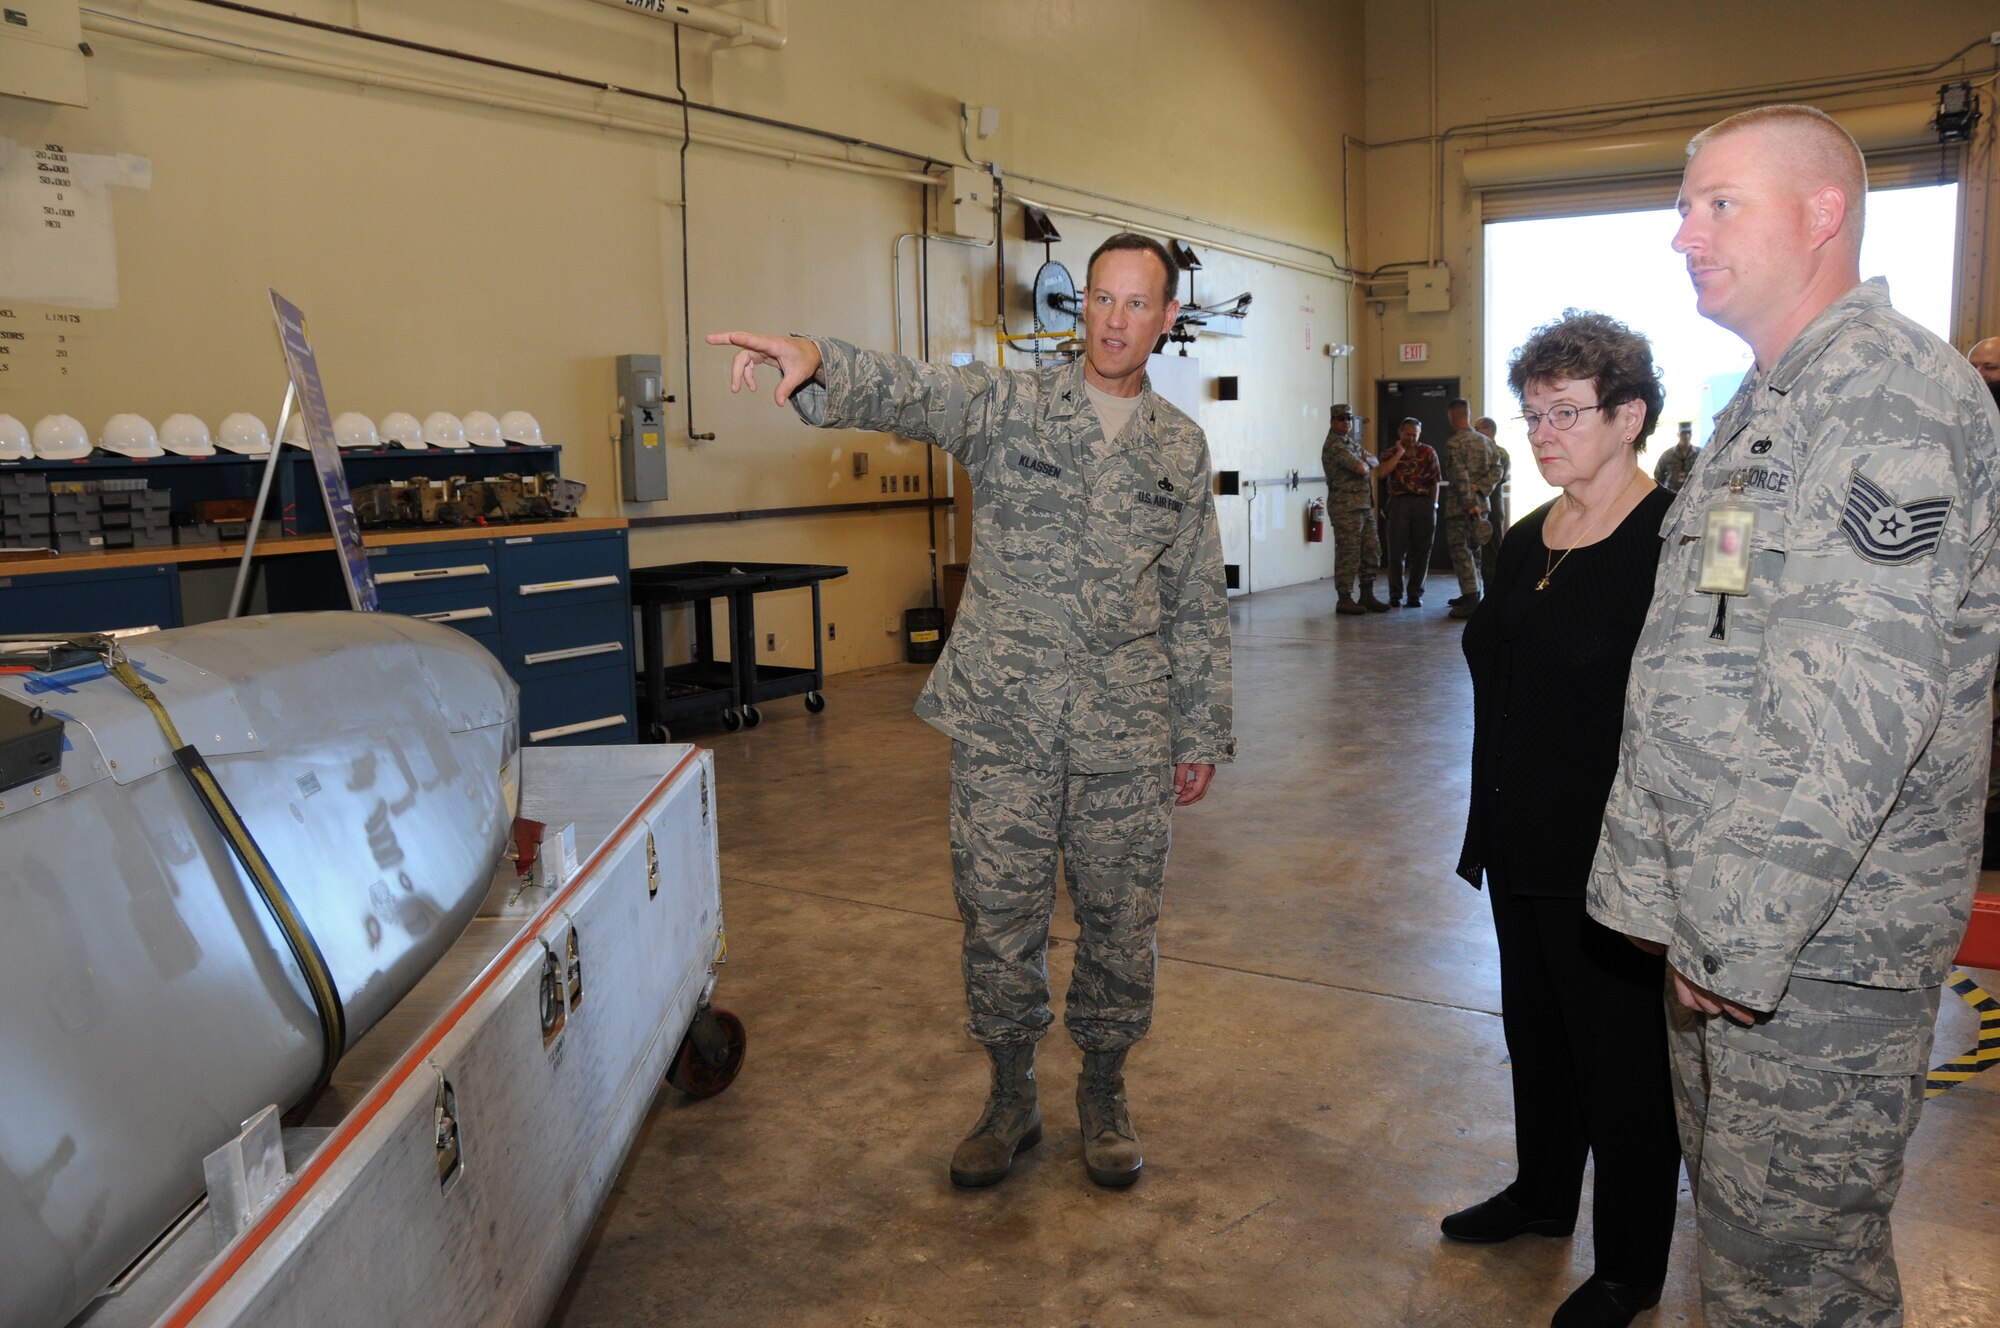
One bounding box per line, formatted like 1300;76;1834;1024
1439;1192;1574;1243
1447;593;1476;606
1406;596;1423;608
1550;1275;1663;1328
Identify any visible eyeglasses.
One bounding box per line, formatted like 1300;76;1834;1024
1519;402;1613;432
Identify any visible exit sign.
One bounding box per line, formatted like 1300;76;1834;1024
1399;342;1429;363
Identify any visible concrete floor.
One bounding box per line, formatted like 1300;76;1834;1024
551;580;2000;1327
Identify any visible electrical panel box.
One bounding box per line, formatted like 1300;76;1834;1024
928;166;993;241
0;0;87;107
616;354;669;503
1408;265;1452;314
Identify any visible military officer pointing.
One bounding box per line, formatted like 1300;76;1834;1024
1321;403;1387;614
708;232;1233;1192
1588;105;2000;1327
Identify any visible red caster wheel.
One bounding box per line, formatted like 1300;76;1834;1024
668;1007;746;1098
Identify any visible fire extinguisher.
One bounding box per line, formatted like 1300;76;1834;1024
1305;497;1326;543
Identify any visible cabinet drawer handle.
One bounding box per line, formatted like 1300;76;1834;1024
528;713;628;742
414;607;494;625
517;574;622;597
521;641;624;667
378;563;490;585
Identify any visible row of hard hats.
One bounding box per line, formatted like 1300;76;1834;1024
0;411;546;461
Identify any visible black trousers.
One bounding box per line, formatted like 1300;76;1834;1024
1384;494;1436;602
1488;889;1681;1286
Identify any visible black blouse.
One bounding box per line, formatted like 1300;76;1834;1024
1456;485;1674;897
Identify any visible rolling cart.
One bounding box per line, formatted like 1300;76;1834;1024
629;562;763;742
630;560;847;738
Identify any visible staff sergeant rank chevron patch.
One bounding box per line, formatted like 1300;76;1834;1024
1840;469;1952;565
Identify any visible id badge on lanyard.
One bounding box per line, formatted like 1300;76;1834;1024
1696;471;1756;595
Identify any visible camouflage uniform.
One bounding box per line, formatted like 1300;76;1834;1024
791;339;1234;1052
1320;421;1379;598
1654;440;1702;492
1443;426;1503;597
1587;280;2000;1326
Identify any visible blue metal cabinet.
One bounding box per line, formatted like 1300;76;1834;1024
0;563;181;635
494;529;635;745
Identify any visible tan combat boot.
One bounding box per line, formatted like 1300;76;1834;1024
949;1043;1043;1188
1077;1048;1143;1187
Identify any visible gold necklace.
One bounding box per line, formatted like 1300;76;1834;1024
1538;471;1640;590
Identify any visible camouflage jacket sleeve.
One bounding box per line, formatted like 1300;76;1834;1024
1160;444;1235;765
1445;429;1496;504
1666;363;1980;1011
789;337;1013;471
1322;431;1367;477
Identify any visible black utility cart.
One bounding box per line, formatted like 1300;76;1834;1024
629;560;847;741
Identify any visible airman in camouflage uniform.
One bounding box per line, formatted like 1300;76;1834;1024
1442;397;1503;617
1321;403;1386;614
708;234;1232;1193
1588;107;2000;1328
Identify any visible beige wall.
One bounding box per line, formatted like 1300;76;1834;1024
1358;0;2000;434
10;1;1988;673
0;0;1367;671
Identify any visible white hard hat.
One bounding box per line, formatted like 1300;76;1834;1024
159;413;216;457
0;414;30;461
463;410;505;448
423;410;470;450
100;413;164;458
216;413;273;455
32;414;91;461
334;411;379;450
499;409;544;446
282;413;311;449
380;411;426;449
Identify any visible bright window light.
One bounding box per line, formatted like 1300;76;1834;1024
1483;183;1960;517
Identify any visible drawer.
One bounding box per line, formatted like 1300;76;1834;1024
519;660;635;746
499;530;628;600
501;598;630;676
369;544;499;610
388;602;500;641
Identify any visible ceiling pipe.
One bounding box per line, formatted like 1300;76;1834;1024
79;10;923;183
1461;99;1938;191
581;0;786;52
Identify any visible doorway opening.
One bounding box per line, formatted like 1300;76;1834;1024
1482;183;1961;518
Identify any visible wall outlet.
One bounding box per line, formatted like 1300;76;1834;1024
827;622;836;640
765;632;776;652
884;616;897;633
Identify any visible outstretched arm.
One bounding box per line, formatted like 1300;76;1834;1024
705;331;824;407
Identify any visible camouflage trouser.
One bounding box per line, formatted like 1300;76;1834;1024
948;742;1175;1053
1330;498;1379;596
1444;508;1483;597
1669;977;1938;1327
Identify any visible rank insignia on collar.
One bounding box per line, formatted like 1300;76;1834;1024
1158;476;1175;492
1840;470;1951;565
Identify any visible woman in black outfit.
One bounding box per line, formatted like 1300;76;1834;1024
1445;310;1682;1328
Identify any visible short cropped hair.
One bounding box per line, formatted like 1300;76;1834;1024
1086;232;1178;305
1506;309;1664;453
1446;397;1470;413
1474;416;1497;433
1687;104;1867;237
